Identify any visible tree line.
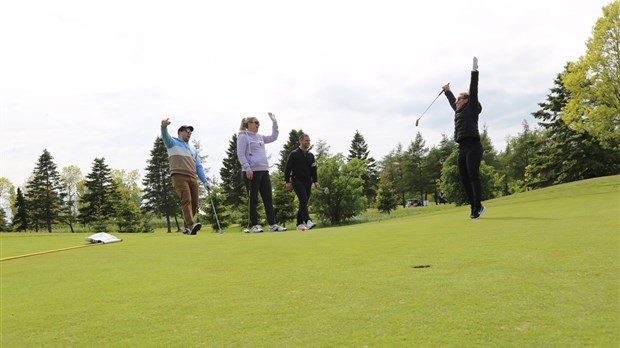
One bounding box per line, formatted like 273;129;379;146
0;2;618;232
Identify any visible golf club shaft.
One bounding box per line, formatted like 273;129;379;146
206;185;223;233
416;90;444;125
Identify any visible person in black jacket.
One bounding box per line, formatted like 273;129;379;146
284;134;321;230
442;57;486;219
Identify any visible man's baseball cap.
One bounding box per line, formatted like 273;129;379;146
178;125;194;133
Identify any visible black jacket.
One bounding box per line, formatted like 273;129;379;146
445;70;482;143
284;147;318;184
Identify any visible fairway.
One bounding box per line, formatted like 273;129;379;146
1;176;618;347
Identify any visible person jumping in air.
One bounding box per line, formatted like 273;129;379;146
442;57;486;219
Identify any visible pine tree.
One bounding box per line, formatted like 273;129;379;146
498;121;544;193
376;169;399;214
202;182;231;232
79;157;120;231
0;208;9;231
347;130;379;205
12;188;28;231
527;70;620;188
314;139;331;163
271;170;295;226
25;149;65;232
480;126;498;169
403;132;429;203
219;134;247;222
277;129;305;173
142;136;180;232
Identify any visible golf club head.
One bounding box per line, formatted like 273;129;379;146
415;119;420;127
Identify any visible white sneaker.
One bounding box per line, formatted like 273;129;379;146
296;224;307;231
306;220;316;229
269;224;287;232
252;225;263;233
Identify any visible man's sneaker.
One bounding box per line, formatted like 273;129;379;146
296;224;307;231
269;224;287;232
471;206;486;219
306;220;316;230
252;225;263;233
189;222;201;235
183;227;191;234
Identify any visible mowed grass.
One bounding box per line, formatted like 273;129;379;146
1;176;618;347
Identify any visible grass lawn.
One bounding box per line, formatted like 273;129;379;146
1;175;618;347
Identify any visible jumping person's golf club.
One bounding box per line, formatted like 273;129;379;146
205;184;223;234
415;90;444;127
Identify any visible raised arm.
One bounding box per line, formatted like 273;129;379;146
442;83;457;111
469;57;479;105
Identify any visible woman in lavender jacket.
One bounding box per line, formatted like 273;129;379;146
236;113;287;233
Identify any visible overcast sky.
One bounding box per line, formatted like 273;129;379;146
0;0;611;187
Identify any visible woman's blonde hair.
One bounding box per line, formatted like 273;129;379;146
458;91;469;100
239;117;257;131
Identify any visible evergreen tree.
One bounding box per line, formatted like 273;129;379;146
142;136;180;232
347;130;379;205
12;188;28;231
527;70;620;188
498;121;543;193
277;129;305;173
381;145;407;207
376;169;399;214
192;139;210;176
219;133;247;224
314;139;331;163
425;134;457;204
202;182;230;232
79;157;120;231
480;126;499;169
25;149;65;232
271;170;295;226
0;208;9;231
403;132;429;203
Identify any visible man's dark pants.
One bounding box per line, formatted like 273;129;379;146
292;179;312;226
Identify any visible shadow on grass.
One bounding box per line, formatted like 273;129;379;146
481;217;558;221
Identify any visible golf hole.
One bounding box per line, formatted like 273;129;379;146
412;265;431;269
